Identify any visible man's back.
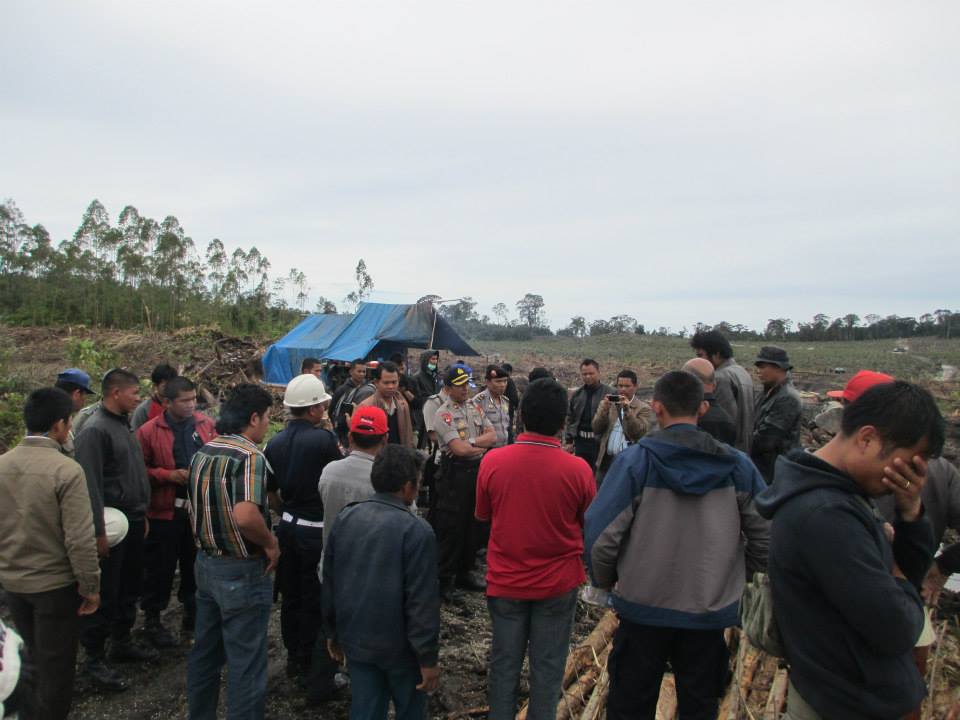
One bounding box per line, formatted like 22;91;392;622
322;494;439;668
318;452;376;546
476;433;595;599
715;359;755;451
586;425;768;629
0;438;100;595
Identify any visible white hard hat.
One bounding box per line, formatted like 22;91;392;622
284;374;332;408
103;507;129;547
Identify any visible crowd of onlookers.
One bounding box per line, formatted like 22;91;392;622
0;329;957;720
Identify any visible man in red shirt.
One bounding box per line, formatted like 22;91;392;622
476;378;597;720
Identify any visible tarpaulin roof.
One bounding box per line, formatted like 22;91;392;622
262;302;479;384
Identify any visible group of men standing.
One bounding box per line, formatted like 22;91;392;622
0;335;956;720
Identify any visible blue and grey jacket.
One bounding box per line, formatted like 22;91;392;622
584;424;769;629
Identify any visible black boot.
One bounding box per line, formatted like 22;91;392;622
181;600;196;632
110;636;160;663
145;613;178;648
82;655;129;692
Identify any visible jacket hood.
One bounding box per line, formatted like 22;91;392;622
639;429;739;496
419;349;438;374
754;451;862;519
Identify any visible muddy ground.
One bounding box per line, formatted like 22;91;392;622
61;570;605;720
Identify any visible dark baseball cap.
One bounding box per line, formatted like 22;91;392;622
56;368;95;394
444;366;472;387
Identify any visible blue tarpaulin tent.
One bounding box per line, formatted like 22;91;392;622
262;302;479;384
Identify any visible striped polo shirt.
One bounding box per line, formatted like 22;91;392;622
188;434;271;558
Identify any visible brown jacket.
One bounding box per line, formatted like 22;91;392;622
0;436;100;595
359;392;415;448
591;396;651;469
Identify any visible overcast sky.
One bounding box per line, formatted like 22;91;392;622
3;1;958;332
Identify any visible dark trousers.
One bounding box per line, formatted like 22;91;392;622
573;437;600;471
606;619;728;720
486;589;578;720
6;584;82;720
432;457;481;581
275;517;339;689
141;508;196;616
348;660;427;720
82;516;146;656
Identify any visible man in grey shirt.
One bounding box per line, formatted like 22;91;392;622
318;406;389;547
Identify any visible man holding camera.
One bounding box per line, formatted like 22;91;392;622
592;370;650;485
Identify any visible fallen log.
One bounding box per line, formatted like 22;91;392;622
554;642;612;720
579;667;609;720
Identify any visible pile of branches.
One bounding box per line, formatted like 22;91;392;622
184;334;265;403
511;611;960;720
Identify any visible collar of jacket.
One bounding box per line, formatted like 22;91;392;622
20;435;64;451
371;492;410;510
99;405;130;424
158;411;202;430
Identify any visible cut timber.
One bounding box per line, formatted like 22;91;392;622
554;643;611;720
763;668;789;720
718;630;749;719
579;667;609;720
654;673;677;720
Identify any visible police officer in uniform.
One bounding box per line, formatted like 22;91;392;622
264;374;343;701
431;366;496;598
472;365;513;448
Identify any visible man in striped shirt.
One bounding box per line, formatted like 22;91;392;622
186;383;278;720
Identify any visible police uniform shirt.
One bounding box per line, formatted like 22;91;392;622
472;389;510;447
432;396;494;452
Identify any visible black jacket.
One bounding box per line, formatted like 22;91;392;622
751;380;802;482
322;493;439;668
755;451;934;720
74;406;151;536
409;351;441;431
699;394;736;446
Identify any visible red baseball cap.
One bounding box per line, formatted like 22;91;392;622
826;370;895;403
350;406;388;435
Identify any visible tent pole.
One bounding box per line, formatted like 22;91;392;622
429;304;438;349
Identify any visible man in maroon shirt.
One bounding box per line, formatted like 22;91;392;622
476;378;597;720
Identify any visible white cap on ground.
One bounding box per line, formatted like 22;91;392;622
284;374;332;407
0;618;24;717
104;507;130;547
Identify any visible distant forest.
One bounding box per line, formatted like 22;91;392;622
0;198;955;342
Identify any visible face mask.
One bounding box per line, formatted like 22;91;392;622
427;363;437;371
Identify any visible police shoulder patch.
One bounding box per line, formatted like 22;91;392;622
441;413;452;425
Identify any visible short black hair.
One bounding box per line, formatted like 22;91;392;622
689;330;733;360
389;353;404;365
216;383;273;435
528;367;552;382
301;357;321;373
24;387;74;433
580;358;600;370
373;361;399;380
102;368;139;396
349;358;366;370
520;379;568;436
350;431;386;450
150;364;178;386
162;376;196;401
653;371;704;417
370;445;424;493
841;381;945;456
617;369;638;385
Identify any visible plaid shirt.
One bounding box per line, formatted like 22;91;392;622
188;434;271;558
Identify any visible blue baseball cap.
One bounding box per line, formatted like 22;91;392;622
56;368;95;394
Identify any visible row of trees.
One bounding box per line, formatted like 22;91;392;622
0;199;374;334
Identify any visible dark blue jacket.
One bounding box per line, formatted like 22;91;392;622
264;419;341;521
322;493;439;668
755;451;934;720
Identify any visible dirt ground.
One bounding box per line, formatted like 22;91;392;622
60;569;605;720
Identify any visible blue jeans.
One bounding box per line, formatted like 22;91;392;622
348;660;427;720
187;552;273;720
486;588;578;720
